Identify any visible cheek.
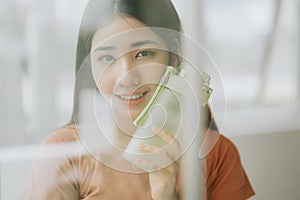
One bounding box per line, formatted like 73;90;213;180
156;51;170;65
98;76;114;95
92;65;115;97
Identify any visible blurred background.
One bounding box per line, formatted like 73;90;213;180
0;0;299;199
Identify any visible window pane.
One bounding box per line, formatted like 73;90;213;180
205;0;299;107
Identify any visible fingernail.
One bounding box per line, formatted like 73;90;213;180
140;144;151;151
139;144;148;150
151;127;161;133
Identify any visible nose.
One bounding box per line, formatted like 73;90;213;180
115;55;140;89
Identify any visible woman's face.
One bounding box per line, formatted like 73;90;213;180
91;14;170;122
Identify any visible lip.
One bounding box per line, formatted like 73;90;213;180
115;89;150;106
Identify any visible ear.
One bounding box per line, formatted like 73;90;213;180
168;38;181;67
169;53;180;67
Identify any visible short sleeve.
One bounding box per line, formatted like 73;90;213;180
206;134;255;200
20;127;80;200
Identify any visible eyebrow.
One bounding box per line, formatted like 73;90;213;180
92;40;159;53
130;40;159;48
92;46;115;53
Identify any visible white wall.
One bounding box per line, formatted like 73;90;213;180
231;131;300;200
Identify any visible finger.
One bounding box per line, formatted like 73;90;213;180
153;127;175;143
139;144;171;160
140;144;173;160
139;143;161;153
136;157;179;173
139;144;177;167
153;128;181;158
136;158;160;171
157;129;180;150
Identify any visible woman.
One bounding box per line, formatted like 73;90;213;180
21;0;255;199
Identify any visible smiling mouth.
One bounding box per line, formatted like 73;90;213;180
116;89;149;104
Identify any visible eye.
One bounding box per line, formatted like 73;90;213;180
135;50;156;59
98;55;116;62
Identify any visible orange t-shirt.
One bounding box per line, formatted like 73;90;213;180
21;125;254;199
205;134;255;199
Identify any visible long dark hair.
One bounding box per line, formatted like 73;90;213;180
70;0;182;123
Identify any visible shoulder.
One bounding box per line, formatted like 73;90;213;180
205;130;255;199
22;124;82;199
42;124;79;144
203;130;240;172
210;133;239;160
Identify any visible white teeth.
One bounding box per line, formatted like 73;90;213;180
120;92;145;100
